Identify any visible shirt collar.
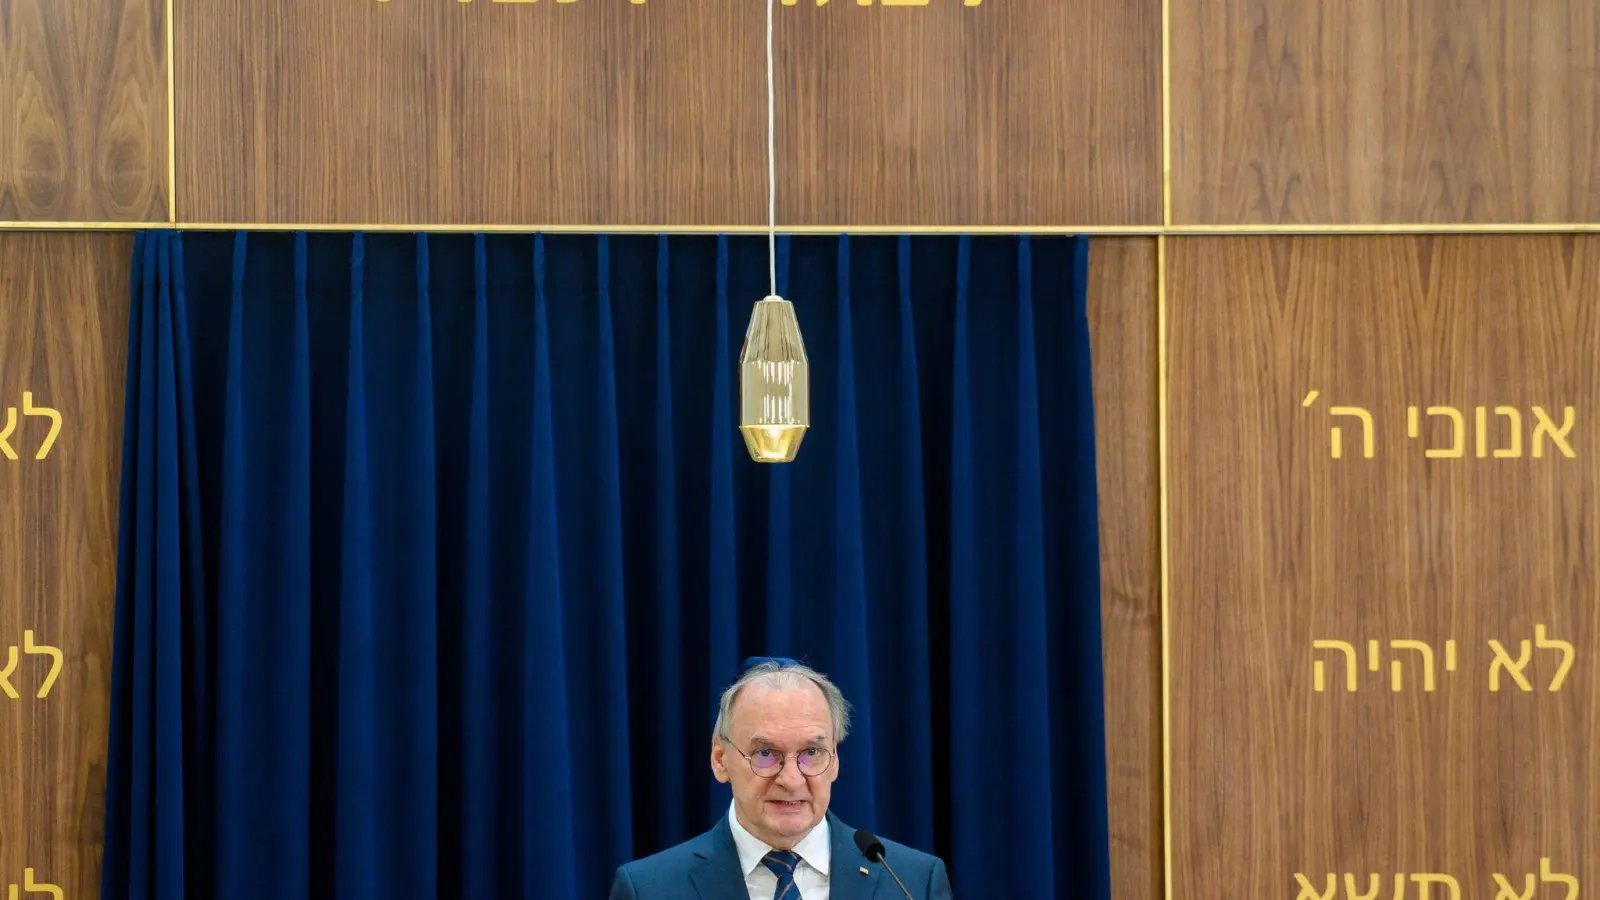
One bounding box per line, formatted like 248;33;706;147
726;800;832;879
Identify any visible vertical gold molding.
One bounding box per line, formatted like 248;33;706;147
1157;232;1173;900
165;0;176;224
1160;0;1172;227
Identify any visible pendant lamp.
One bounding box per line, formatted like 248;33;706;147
738;0;809;463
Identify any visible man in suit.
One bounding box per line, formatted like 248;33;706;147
610;658;954;899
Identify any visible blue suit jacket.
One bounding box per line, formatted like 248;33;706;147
609;810;954;900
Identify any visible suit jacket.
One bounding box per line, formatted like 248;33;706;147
609;810;954;900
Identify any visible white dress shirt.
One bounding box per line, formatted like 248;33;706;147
727;800;831;900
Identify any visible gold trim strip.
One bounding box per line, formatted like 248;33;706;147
0;222;170;231
7;221;1600;235
1160;19;1174;900
165;0;176;224
1210;221;1585;233
1157;232;1173;900
171;222;1156;234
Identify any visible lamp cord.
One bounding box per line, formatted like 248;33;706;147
766;0;777;298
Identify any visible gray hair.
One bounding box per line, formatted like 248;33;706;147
712;660;853;745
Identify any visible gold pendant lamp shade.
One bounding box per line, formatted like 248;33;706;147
738;295;810;463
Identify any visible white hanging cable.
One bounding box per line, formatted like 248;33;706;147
766;0;777;298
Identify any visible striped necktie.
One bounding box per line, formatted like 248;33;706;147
762;849;804;900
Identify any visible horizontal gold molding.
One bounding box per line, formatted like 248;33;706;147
0;222;172;231
172;222;1148;234
0;221;1139;234
8;221;1600;235
1166;223;1600;234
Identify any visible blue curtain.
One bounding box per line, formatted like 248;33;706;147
100;230;1110;900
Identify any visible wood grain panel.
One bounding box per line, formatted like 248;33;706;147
0;233;130;900
1170;0;1600;224
175;0;1159;227
1087;237;1163;900
1168;235;1599;900
0;0;167;222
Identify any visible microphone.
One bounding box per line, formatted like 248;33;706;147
854;829;915;900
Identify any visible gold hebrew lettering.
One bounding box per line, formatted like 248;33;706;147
1390;640;1437;691
1532;406;1576;458
23;870;62;900
22;394;60;460
1541;858;1578;900
1303;392;1373;460
1493;874;1535;900
1296;874;1337;900
23;631;61;699
1536;624;1575;691
1328;407;1375;458
1345;874;1382;900
1488;639;1534;692
1493;407;1523;457
6;884;15;900
1312;640;1358;691
1473;407;1524;457
1444;639;1457;671
0;645;19;699
1418;407;1466;458
1408;406;1467;457
1367;639;1382;672
0;407;16;460
1411;873;1460;900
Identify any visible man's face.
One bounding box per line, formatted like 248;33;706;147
710;681;839;850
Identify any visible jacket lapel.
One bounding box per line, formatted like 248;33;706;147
690;809;889;899
827;813;884;900
689;816;750;900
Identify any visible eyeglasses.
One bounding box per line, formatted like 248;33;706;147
720;735;835;778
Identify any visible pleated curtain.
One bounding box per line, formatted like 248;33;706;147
100;230;1110;900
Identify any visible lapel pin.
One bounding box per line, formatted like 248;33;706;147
859;867;870;876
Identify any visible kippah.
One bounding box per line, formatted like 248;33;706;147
742;655;800;671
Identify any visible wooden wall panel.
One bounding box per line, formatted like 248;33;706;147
0;0;167;222
0;233;130;900
175;0;1160;227
1169;0;1600;225
1087;237;1163;900
1168;235;1598;900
